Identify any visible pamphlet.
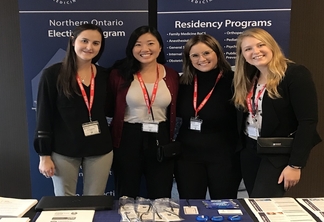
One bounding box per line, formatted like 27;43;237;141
297;198;324;221
202;199;239;209
0;197;38;218
36;210;95;222
0;218;30;222
245;197;315;222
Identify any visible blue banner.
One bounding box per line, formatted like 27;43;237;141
158;0;291;71
18;0;148;199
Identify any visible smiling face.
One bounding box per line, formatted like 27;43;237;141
132;33;162;66
73;29;102;64
241;36;273;71
189;42;218;72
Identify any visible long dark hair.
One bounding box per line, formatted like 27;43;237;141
57;24;105;98
110;25;166;86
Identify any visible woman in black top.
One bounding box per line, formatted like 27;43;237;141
175;34;241;199
34;24;113;196
233;28;321;197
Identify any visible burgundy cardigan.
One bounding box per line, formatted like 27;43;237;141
108;65;179;148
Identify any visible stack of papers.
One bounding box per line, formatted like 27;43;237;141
0;218;30;222
0;197;38;219
297;198;324;221
245;197;315;222
36;210;95;222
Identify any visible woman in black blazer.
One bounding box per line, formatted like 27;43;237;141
233;28;321;197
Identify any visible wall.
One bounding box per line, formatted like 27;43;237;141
0;0;323;198
0;1;32;197
285;0;324;197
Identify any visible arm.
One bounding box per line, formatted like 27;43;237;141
278;64;319;189
286;64;319;167
34;66;58;177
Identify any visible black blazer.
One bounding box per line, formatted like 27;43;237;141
237;63;321;167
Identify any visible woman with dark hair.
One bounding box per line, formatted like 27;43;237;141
175;34;241;199
108;25;179;199
34;24;113;196
233;28;321;197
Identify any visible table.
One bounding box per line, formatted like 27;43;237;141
31;199;257;222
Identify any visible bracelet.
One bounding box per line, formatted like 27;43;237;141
289;165;302;169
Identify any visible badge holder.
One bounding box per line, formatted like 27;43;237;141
190;117;203;131
82;120;100;136
142;121;159;133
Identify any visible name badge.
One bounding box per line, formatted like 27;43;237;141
246;125;259;137
142;121;159;133
82;121;100;136
190;117;203;131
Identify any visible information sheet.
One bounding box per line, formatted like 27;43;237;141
0;197;37;218
36;210;95;222
297;198;324;221
245;197;315;222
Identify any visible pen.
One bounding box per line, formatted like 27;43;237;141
186;199;191;207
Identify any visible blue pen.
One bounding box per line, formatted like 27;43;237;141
228;215;241;221
211;215;224;221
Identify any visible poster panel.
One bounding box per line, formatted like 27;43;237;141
18;0;148;199
158;0;291;72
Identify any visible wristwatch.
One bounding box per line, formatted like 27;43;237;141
289;165;302;169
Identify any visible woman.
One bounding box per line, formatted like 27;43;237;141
175;34;241;199
233;28;321;197
108;26;179;199
34;24;113;196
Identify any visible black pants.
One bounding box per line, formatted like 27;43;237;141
113;122;174;199
175;130;241;199
175;157;241;199
241;136;286;197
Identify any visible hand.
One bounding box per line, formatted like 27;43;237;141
278;165;301;191
39;156;55;178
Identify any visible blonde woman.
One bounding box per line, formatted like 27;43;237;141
233;28;321;197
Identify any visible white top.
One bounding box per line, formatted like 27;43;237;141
245;83;266;140
124;70;171;123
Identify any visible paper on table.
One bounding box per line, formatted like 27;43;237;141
245;197;315;222
0;197;38;218
297;198;324;221
36;210;95;222
0;218;30;222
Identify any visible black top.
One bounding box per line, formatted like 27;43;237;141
237;63;321;167
177;68;238;160
177;68;237;132
34;63;113;157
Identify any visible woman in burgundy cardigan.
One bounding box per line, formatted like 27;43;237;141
107;26;179;199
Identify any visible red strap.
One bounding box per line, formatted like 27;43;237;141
137;65;159;115
246;80;266;117
76;65;95;121
193;71;223;117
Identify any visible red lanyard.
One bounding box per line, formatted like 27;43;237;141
76;66;95;121
137;65;159;115
246;80;266;117
193;71;223;117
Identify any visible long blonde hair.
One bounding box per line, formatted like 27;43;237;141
233;28;292;110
